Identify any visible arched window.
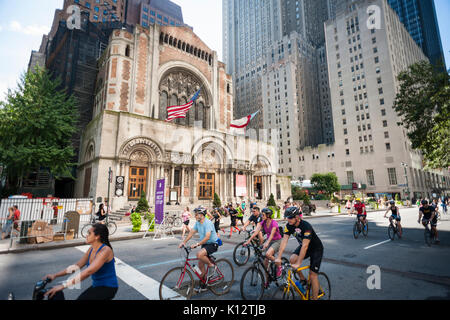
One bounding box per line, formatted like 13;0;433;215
164;34;169;43
159;33;164;44
182;42;186;51
169;36;173;46
159;91;168;120
194;48;197;56
125;45;130;57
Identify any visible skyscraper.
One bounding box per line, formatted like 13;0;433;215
386;0;445;67
223;0;283;129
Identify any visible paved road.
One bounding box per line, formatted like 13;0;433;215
1;207;449;300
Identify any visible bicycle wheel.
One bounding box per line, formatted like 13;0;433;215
272;284;295;300
309;272;331;300
362;222;368;237
107;221;117;236
159;267;194;300
173;217;183;228
388;224;395;240
240;266;265;300
233;242;251;266
208;259;234;296
353;222;360;239
81;223;93;238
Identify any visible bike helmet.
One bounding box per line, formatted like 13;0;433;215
284;206;300;219
389;200;395;205
261;207;274;218
194;207;207;215
421;200;428;205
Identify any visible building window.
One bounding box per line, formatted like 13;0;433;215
384;131;389;138
347;171;354;184
386;143;391;151
388;168;398;185
380;98;385;105
346;149;350;155
345;139;349;145
383;120;388;127
381;109;386;116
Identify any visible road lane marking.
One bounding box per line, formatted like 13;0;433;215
75;245;184;300
364;239;391;250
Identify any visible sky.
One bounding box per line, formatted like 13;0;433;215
0;0;448;101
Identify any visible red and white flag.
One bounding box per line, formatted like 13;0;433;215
165;90;200;122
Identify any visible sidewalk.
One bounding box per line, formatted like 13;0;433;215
0;207;389;254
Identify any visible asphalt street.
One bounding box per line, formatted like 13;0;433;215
1;207;449;300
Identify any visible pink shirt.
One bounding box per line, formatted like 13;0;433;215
182;211;190;222
260;219;282;241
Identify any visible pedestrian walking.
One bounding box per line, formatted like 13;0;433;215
181;207;192;239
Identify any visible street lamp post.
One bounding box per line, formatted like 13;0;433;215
107;167;112;225
401;162;409;202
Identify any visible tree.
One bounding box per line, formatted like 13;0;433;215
393;60;450;169
0;66;79;189
267;193;276;207
136;191;149;213
213;192;221;208
310;173;341;200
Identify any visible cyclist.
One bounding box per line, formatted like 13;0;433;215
384;200;402;237
242;206;264;244
43;223;118;300
96;203;107;222
418;200;439;244
352;198;367;227
244;208;283;284
179;207;219;292
275;206;324;300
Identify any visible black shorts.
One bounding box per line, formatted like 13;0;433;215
77;286;118;300
183;220;189;226
202;243;218;256
390;215;401;221
214;221;220;232
357;214;366;220
231;217;237;227
293;246;323;273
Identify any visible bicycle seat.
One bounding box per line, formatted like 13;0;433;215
207;254;217;262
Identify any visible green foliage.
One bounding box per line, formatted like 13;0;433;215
302;193;311;205
292;186;307;200
310;173;341;199
213;192;221;208
268;206;280;219
395;193;400;201
0;66;79;185
131;212;142;232
143;212;155;231
267;193;277;207
393;61;450;169
136;191;149;213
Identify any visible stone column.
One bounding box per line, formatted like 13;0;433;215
171;166;175;188
224;169;228;202
180;167;185;204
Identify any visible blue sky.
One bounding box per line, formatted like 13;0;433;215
0;0;448;100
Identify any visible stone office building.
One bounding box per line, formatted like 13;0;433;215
74;24;289;211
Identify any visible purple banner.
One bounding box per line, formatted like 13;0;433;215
155;179;165;224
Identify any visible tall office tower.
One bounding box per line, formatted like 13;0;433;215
386;0;445;67
281;0;329;46
223;0;283;129
317;45;334;144
306;0;446;199
125;0;185;28
262;32;323;175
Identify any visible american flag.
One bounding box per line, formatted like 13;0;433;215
165;90;200;122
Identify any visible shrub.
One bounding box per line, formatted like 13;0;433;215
131;212;142;232
136;192;149;213
213;193;222;208
267;193;277;207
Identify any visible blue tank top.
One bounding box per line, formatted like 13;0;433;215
87;244;119;288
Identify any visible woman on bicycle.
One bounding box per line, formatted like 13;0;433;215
44;223;119;300
244;207;283;282
384;200;402;237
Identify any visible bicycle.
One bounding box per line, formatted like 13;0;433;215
272;265;331;300
159;244;234;300
8;278;54;300
353;217;368;239
387;217;402;240
423;220;437;247
232;229;261;266
81;217;117;238
239;244;289;300
163;212;183;228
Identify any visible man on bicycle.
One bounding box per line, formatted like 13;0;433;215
352;198;367;226
241;206;264;244
384;200;402;237
179;207;219;291
418;200;439;243
275;207;324;300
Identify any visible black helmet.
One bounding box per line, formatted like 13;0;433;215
389;200;395;205
421;200;428;205
284;206;300;219
194;207;207;215
261;207;274;218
